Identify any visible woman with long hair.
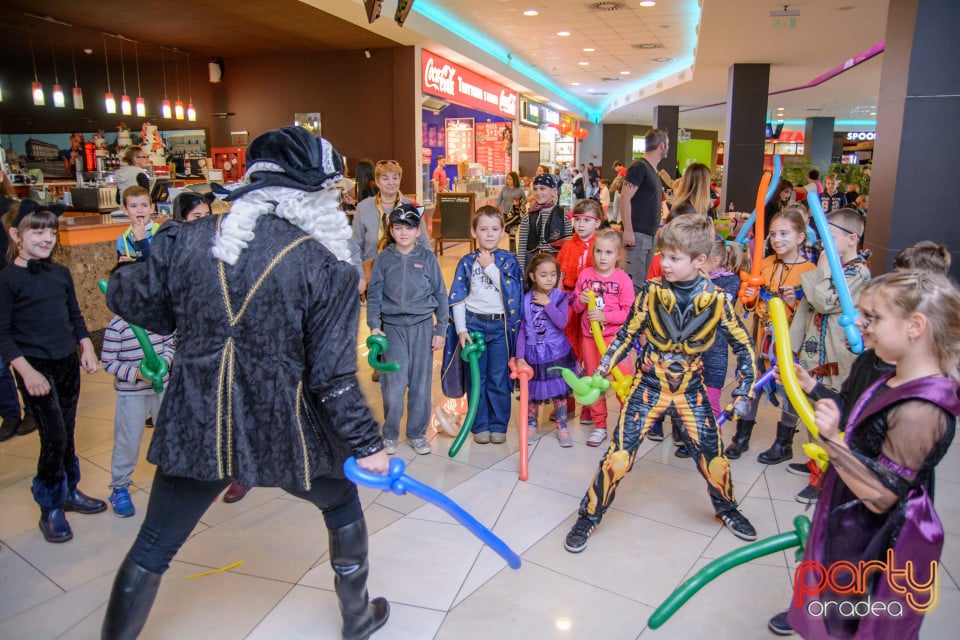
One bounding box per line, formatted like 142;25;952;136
667;163;713;221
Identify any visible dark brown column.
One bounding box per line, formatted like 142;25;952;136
719;64;770;214
867;0;960;279
653;105;679;177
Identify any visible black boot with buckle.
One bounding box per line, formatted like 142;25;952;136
329;518;390;640
101;557;163;640
757;421;797;465
723;419;754;459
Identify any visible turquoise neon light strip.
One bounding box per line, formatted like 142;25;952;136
413;0;701;124
774;120;877;127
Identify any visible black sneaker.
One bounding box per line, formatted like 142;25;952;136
646;424;665;441
795;485;821;505
768;610;795;636
674;444;691;458
564;517;597;553
716;509;757;541
144;416;154;429
786;461;810;476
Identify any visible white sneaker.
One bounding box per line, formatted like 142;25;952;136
527;427;537;445
586;429;607;447
408;437;431;455
382;439;398;455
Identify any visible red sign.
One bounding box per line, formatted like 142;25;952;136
475;122;511;174
422;50;518;119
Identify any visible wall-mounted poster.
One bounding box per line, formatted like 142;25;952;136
475;122;511;174
445;118;475;164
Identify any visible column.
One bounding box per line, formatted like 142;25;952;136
653;105;679;177
867;0;960;278
803;117;835;172
719;63;770;214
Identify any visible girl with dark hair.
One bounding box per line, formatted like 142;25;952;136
172;191;213;222
0;201;105;542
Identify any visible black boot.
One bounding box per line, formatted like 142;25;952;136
0;415;21;441
757;422;797;465
39;508;73;542
101;557;162;640
65;488;108;514
328;519;390;640
724;419;754;459
32;477;72;542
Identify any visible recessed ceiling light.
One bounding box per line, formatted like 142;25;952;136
557;31;571;36
578;61;589;66
587;88;596;93
640;1;657;7
523;9;538;16
620;70;630;75
571;82;581;86
870;112;876;115
583;47;596;52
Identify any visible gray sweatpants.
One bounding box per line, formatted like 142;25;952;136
624;232;655;295
381;318;435;441
111;391;164;489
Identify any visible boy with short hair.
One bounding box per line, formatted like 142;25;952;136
441;206;523;444
116;186;160;263
101;265;176;516
565;214;759;552
367;204;449;455
781;207;871;503
819;173;846;214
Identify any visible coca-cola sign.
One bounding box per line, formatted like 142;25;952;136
422;50;518;119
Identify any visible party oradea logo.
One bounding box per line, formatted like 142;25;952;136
794;549;938;618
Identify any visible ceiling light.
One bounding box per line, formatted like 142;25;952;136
579;61;589;66
557;31;571;36
870;112;876;115
583;47;595;52
523;9;538;16
620;70;630;75
587;88;596;92
639;1;657;6
571;82;580;86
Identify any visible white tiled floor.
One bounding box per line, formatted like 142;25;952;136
2;241;959;639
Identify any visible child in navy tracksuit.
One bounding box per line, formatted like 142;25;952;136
441;206;523;444
367;203;449;455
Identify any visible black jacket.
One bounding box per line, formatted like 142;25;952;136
107;215;382;490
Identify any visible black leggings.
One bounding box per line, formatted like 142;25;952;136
15;354;81;490
127;469;363;573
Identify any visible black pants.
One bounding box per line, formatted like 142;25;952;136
128;469;364;573
15;354;81;491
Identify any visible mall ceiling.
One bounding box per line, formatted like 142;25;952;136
0;0;888;132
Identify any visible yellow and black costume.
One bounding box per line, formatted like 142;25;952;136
580;275;757;523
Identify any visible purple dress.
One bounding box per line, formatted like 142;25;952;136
788;373;960;639
517;289;580;403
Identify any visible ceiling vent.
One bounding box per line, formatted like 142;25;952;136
600;76;623;82
651;56;675;63
422;95;450;112
590;1;625;12
632;43;661;49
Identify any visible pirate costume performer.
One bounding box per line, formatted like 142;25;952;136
100;127;389;640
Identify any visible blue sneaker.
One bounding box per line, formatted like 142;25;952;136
109;487;135;517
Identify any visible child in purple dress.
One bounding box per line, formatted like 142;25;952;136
516;253;580;447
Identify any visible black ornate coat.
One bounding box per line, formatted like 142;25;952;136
107;215;383;490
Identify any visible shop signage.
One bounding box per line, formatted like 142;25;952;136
422;51;518;119
846;131;876;141
521;100;541;127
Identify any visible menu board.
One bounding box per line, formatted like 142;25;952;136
475;122;512;174
445;118;475;164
